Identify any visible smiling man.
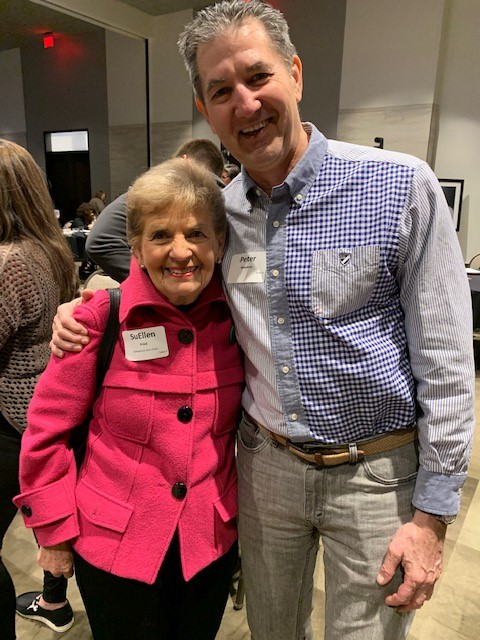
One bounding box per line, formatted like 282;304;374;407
177;2;474;639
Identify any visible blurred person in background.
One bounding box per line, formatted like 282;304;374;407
72;203;96;230
70;203;97;280
89;190;107;217
221;163;240;185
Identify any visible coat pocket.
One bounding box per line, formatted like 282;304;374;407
312;246;380;318
198;366;243;437
101;374;154;444
213;478;238;551
76;478;133;533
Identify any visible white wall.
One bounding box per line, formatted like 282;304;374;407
434;0;480;260
340;0;480;261
150;10;193;124
0;48;27;133
340;0;444;109
106;30;146;126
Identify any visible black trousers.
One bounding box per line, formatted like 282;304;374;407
0;415;67;640
74;534;238;640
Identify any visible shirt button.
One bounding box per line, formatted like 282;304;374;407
282;366;290;374
277;317;285;325
295;194;303;202
177;406;193;423
255;188;261;196
178;329;193;344
272;220;280;228
172;482;187;500
290;413;298;421
21;505;32;518
272;269;279;277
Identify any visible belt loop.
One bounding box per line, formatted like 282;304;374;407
348;443;358;464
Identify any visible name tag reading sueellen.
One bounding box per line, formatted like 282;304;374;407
227;252;266;283
123;326;169;361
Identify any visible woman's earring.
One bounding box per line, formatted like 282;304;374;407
216;257;222;264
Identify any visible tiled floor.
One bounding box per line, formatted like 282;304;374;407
4;378;480;639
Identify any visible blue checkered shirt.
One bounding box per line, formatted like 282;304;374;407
222;123;474;515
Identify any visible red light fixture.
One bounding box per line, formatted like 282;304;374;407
43;32;54;48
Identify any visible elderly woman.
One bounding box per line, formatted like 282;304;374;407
15;158;244;640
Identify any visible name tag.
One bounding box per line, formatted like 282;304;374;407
227;252;266;283
123;326;169;361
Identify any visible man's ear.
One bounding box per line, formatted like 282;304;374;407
195;97;215;133
292;55;303;104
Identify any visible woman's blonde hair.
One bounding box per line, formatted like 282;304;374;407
126;157;227;250
0;139;78;302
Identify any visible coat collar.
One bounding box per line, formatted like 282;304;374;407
119;258;226;324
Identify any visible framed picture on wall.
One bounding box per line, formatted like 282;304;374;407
438;178;464;231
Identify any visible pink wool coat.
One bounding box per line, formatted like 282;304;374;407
14;260;244;584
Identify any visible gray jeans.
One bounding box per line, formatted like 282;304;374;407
237;414;417;640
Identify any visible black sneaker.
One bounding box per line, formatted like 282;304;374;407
16;591;74;633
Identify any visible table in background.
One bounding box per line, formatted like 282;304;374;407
63;229;89;261
468;272;480;367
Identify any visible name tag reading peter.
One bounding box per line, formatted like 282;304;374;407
227;252;266;283
123;326;169;361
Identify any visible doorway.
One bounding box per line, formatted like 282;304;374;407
44;130;91;225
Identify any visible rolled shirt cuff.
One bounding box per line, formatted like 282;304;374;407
412;466;467;516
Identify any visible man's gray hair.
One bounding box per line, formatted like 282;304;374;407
177;0;297;103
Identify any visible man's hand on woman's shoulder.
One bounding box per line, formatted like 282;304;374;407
50;290;95;357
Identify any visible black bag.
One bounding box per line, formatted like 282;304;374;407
71;287;121;467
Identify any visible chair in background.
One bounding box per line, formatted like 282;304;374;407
468;254;480;270
229;556;245;610
83;269;120;291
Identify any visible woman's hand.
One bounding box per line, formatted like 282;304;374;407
37;543;74;579
50;290;95;357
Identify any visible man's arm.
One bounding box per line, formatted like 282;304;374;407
399;163;474;515
376;163;475;611
85;193;130;283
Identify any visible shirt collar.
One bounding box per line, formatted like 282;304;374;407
241;123;328;201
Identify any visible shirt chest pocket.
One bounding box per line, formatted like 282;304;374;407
311;246;380;319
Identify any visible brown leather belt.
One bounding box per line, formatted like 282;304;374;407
245;414;417;468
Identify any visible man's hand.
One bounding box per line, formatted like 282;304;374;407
376;510;446;612
37;542;74;579
50;290;95;357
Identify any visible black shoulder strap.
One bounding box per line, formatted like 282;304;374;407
95;287;121;393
